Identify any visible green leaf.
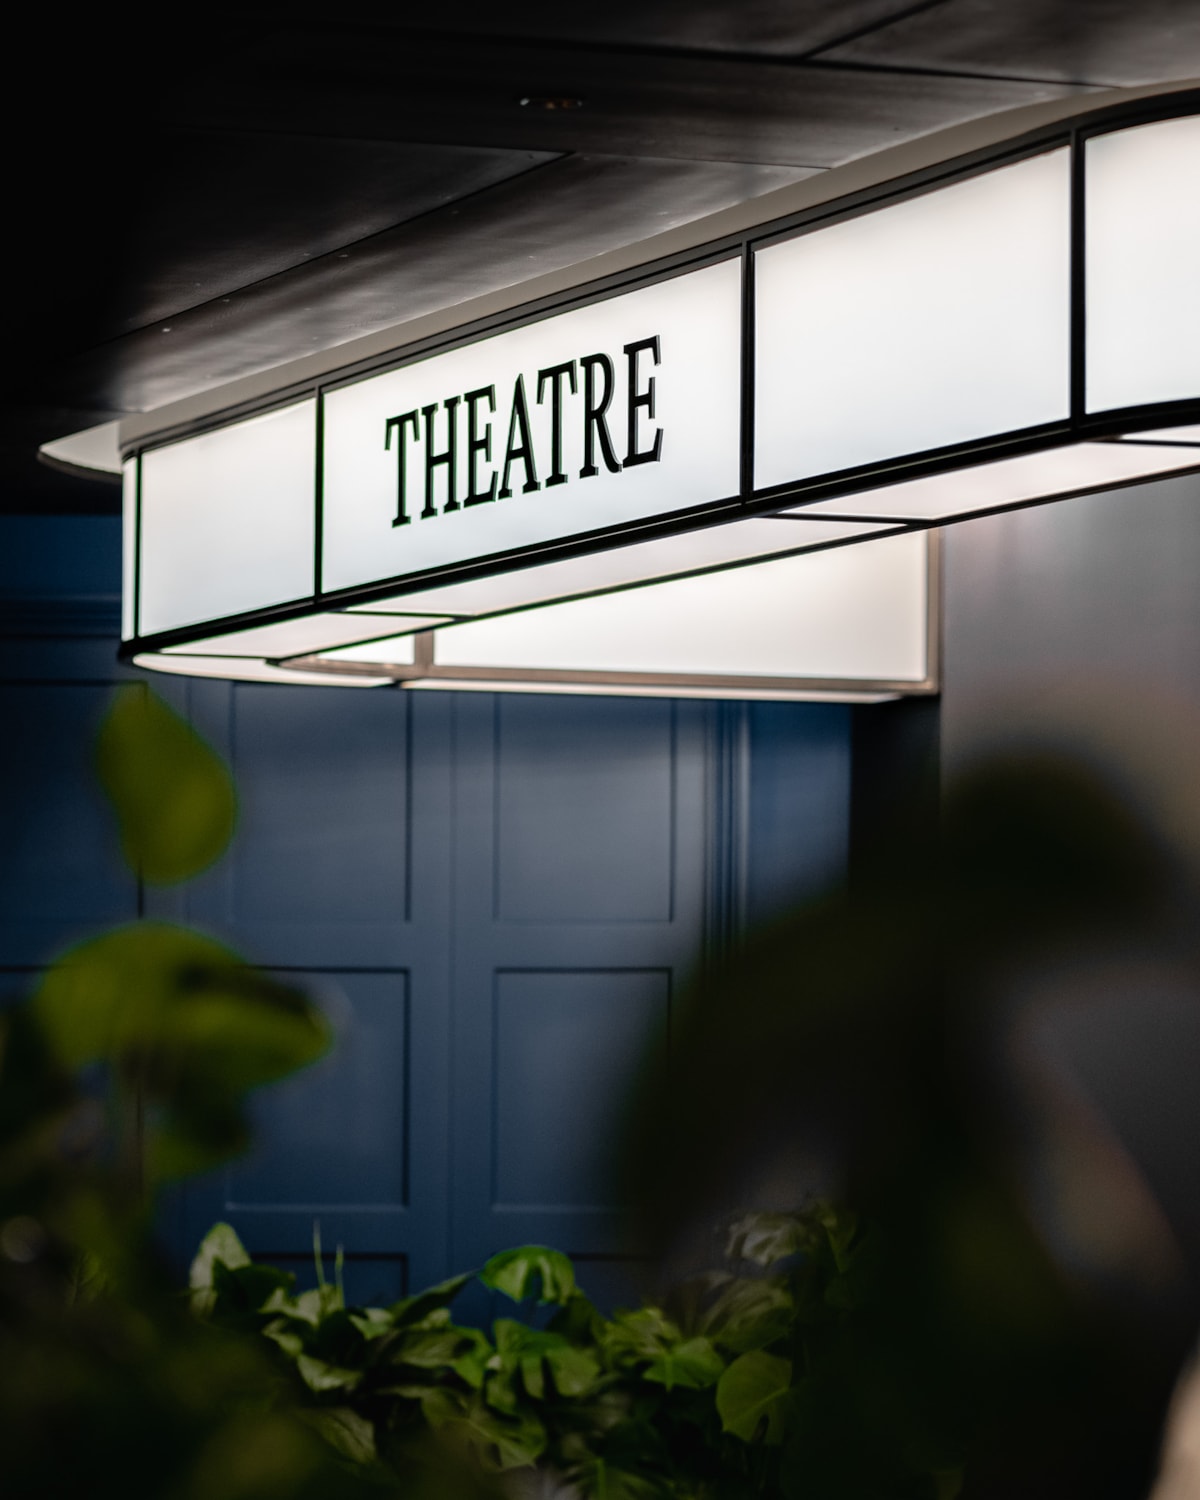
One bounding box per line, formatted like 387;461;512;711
546;1343;603;1397
716;1350;793;1445
451;1343;492;1390
393;1327;475;1369
725;1212;818;1269
96;684;237;884
488;1319;597;1400
696;1276;795;1352
482;1245;576;1304
262;1321;307;1359
484;1366;520;1416
295;1353;363;1393
265;1285;340;1327
817;1203;859;1274
189;1221;250;1314
601;1306;681;1365
643;1336;725;1391
520;1352;546;1400
347;1307;394;1341
572;1458;672;1500
301;1406;378;1467
390;1272;473;1327
422;1389;547;1471
34;923;331;1181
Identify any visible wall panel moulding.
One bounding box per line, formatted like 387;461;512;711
51;82;1199;700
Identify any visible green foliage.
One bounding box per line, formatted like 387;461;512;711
715;1351;792;1444
96;684;237;884
0;685;416;1499
616;754;1192;1498
193;1204;923;1499
34;921;331;1183
480;1243;576;1304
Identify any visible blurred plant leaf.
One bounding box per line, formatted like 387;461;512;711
716;1350;792;1444
35;922;330;1182
693;1276;795;1352
391;1271;473;1327
482;1245;575;1305
189;1220;252;1314
421;1388;547;1471
726;1211;819;1268
301;1406;379;1468
643;1335;724;1391
96;684;237;884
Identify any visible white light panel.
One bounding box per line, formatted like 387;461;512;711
1121;424;1200;445
399;679;895;703
783;442;1200;521
161;612;443;658
336;516;896;618
320;532;928;685
1087;114;1200;413
290;634;418;666
755;148;1071;488
134;653;390;687
121;459;136;641
139;401;316;636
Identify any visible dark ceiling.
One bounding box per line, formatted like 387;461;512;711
9;1;1200;513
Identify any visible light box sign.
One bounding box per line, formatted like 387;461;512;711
322;258;742;594
121;89;1200;697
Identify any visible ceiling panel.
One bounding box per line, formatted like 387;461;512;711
285;3;933;58
50;154;817;415
108;130;557;339
824;0;1200;85
166;28;1084;167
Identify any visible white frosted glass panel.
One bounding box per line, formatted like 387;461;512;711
301;635;417;666
404;680;893;702
346;517;894;618
433;531;928;682
789;442;1200;520
1122;424;1200;444
755;148;1070;488
1087;115;1200;413
139;401;315;636
346;603;462;619
121;459;136;640
161;613;441;658
133;653;389;687
322;260;742;592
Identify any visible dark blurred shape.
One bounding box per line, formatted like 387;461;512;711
0;683;379;1497
620;753;1198;1498
96;684;238;886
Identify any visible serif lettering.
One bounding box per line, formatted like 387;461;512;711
384;337;662;527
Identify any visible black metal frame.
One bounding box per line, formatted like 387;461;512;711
119;88;1200;667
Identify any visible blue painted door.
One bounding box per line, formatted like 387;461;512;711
0;593;853;1304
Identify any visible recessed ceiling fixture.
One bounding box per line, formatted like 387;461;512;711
518;95;584;110
59;84;1200;700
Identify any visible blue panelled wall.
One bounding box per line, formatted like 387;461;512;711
0;516;927;1306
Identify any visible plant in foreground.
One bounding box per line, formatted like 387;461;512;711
192;1205;954;1500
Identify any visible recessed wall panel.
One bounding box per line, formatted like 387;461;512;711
139;400;316;636
229;685;410;927
228;973;409;1208
754;148;1070;488
0;684;136;962
492;970;669;1207
494;697;675;923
